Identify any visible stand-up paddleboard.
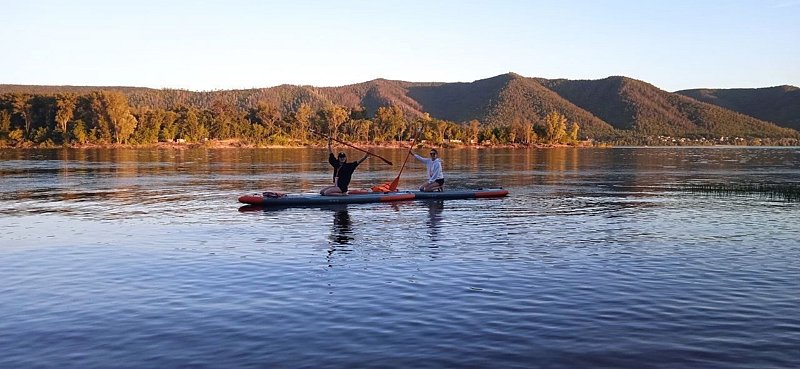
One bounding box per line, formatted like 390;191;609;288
409;189;509;200
238;191;415;206
238;188;508;206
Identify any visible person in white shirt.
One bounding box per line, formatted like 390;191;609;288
412;148;444;192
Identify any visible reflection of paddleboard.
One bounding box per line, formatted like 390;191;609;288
237;189;508;206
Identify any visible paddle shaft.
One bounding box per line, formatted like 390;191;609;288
310;129;393;166
389;129;422;191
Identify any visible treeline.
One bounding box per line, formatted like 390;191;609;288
603;132;800;147
0;91;582;147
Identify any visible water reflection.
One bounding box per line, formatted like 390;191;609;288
2;147;800;369
330;207;353;245
326;205;354;268
424;200;444;241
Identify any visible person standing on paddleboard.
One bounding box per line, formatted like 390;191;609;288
412;148;444;192
321;137;370;196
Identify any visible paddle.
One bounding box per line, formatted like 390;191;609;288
372;128;422;192
389;128;422;191
309;128;393;166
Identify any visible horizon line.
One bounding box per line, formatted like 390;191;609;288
1;73;797;93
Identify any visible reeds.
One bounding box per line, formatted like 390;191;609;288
682;182;800;202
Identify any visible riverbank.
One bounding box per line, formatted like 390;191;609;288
0;138;602;150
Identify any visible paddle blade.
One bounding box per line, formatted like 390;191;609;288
371;182;393;193
388;176;401;192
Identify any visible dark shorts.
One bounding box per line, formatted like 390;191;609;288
434;179;444;186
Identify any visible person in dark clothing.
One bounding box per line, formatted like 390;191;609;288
320;137;370;196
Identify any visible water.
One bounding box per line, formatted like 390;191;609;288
1;147;798;369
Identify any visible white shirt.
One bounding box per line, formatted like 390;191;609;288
413;153;444;183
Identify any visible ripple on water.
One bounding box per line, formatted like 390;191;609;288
0;148;799;368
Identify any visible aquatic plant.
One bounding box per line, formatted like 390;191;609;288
682;182;800;202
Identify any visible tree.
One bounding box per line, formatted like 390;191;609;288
568;122;580;143
525;121;537;144
350;105;368;121
208;98;238;139
468;119;480;144
290;103;312;142
431;119;447;144
159;111;180;142
86;92;112;143
133;109;165;144
71;120;88;144
374;105;405;142
55;94;77;140
480;126;496;144
545;111;568;143
320;105;349;136
249;102;281;138
99;91;137;144
509;118;525;144
8;128;24;143
355;119;372;142
10;94;33;135
178;107;207;142
0;111;10;135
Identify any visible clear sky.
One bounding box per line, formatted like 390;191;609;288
3;0;799;91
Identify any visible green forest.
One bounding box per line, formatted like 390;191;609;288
2;73;799;148
0;91;583;148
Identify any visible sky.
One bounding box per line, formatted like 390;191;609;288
3;0;799;91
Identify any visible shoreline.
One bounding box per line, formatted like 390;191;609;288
0;139;601;150
2;139;798;150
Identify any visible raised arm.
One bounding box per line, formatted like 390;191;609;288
357;152;370;164
327;137;333;155
327;138;338;167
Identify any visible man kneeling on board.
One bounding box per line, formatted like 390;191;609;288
320;137;371;196
412;148;444;192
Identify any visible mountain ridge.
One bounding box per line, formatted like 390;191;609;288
1;73;798;140
676;85;800;131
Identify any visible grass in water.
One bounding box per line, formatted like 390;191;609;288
682;182;800;202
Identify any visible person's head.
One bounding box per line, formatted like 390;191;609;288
429;149;438;159
338;152;347;163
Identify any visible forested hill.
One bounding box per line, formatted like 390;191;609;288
319;74;618;136
676;85;800;131
1;73;799;147
538;76;796;138
405;74;616;136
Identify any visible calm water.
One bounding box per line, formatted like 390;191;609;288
1;147;798;369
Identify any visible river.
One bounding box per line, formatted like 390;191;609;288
1;147;798;368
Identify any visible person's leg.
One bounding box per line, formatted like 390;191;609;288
321;186;345;196
420;182;440;192
325;183;350;196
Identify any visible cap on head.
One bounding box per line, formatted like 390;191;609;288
338;152;347;159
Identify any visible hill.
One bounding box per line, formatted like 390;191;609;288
676;86;800;131
316;74;617;137
2;74;799;142
539;76;797;138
